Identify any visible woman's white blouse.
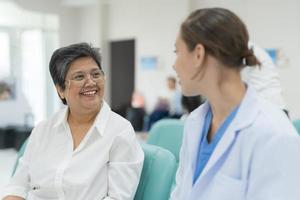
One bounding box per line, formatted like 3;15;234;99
1;101;144;200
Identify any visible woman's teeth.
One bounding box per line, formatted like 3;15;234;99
82;91;96;95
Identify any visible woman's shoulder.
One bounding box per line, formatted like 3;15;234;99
107;111;135;135
33;107;67;132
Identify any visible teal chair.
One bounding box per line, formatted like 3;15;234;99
293;119;300;134
147;119;184;163
13;141;177;200
134;143;177;200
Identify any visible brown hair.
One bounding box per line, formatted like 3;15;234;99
180;8;260;68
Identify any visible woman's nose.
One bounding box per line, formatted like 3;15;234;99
84;74;96;85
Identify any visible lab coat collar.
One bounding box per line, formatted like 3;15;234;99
191;85;260;184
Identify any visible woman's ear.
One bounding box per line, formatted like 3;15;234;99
55;85;65;99
194;43;205;66
191;43;206;80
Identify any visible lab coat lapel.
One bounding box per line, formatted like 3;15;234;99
187;102;210;173
198;124;237;180
196;86;260;182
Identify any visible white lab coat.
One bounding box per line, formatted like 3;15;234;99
171;86;300;200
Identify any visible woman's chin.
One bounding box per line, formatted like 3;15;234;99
81;98;101;110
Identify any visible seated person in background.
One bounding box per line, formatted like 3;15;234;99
0;82;13;101
146;97;170;131
242;42;288;116
126;91;146;132
1;43;144;200
166;76;183;118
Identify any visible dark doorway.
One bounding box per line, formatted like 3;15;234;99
110;39;135;117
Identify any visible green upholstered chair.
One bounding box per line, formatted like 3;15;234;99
11;138;28;176
293;119;300;134
134;143;177;200
147;119;184;163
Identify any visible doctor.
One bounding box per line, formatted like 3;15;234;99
170;8;300;200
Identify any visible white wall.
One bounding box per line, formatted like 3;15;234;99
108;0;189;111
191;0;300;119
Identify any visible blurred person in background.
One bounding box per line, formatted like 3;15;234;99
166;76;183;118
0;82;13;101
242;42;289;116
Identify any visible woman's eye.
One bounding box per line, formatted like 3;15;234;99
92;72;101;78
74;75;84;81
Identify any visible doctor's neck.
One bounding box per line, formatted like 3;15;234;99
206;72;245;127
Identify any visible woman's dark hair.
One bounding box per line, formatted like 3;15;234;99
49;42;102;104
181;8;260;68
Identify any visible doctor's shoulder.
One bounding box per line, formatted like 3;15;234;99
242;98;300;148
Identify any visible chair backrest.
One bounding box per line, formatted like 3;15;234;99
293;119;300;134
12;138;28;176
147;119;184;162
134;143;177;200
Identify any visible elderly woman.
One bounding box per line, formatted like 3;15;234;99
1;43;144;200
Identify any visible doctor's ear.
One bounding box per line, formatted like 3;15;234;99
194;43;206;65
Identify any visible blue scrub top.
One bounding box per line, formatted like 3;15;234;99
193;105;240;184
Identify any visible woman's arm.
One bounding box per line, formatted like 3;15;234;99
104;127;144;200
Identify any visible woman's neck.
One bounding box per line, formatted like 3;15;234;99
68;109;99;126
205;72;246;141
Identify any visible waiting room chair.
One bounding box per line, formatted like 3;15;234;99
293;119;300;134
147;119;184;163
134;143;177;200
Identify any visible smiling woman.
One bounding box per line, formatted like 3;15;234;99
1;43;144;200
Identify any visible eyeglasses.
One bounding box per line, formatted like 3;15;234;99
66;69;105;87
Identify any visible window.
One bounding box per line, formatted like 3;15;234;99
21;30;46;124
0;32;10;78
